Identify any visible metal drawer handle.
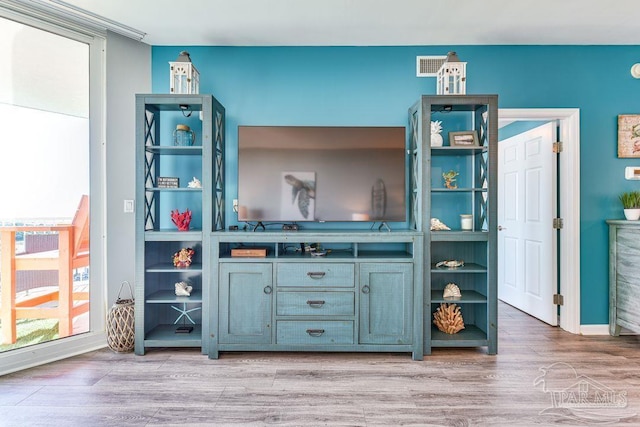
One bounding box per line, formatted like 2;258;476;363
361;285;370;294
307;272;326;279
306;329;325;337
263;285;272;294
306;300;326;308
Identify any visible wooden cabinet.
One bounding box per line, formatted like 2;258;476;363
607;220;640;336
134;94;225;355
209;232;423;360
218;263;273;344
359;263;413;345
409;95;498;355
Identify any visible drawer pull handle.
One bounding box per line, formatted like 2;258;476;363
263;286;273;294
306;329;325;337
306;300;326;308
361;285;370;294
307;272;326;279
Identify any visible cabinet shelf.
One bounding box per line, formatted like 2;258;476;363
145;146;203;155
430;263;487;273
145;187;203;192
145;262;203;272
430;325;488;346
431;146;487;156
430;188;487;193
143;324;203;347
430;290;487;304
145;290;203;303
144;231;203;240
430;231;488;242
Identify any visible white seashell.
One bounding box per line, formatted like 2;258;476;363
436;260;464;269
430;218;451;231
174;281;193;296
443;283;462;299
187;177;202;188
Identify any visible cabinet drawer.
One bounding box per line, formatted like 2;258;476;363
277;321;354;344
277;263;354;288
277;291;355;316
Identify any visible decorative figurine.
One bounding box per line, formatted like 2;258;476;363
174;281;193;296
430;218;451;231
443;283;462;299
433;303;465;334
171;209;192;231
443;170;459;189
173;247;195;268
187;177;202;188
436;260;464;269
430;120;443;147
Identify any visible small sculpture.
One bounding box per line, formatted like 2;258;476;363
187;177;202;188
430;218;451;231
443;283;462;299
174;281;193;296
436;260;464;269
171;209;192;231
443;170;459;189
433;303;465;334
173;247;195;268
430;120;444;147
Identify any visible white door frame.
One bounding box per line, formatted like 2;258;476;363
498;108;580;334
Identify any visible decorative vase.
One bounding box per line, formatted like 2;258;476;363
623;208;640;220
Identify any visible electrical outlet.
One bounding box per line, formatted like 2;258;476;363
124;199;135;213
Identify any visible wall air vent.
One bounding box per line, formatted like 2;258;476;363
416;55;447;77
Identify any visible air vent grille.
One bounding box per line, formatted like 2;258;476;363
416;55;446;77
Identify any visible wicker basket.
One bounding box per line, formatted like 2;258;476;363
106;281;135;353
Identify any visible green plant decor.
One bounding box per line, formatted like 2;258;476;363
619;191;640;209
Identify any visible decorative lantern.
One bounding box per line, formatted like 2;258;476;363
437;51;466;95
169;51;200;94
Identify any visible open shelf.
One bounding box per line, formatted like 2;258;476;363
145;290;203;303
144;324;203;347
430;290;487;304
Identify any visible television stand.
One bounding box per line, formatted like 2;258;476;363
370;221;391;232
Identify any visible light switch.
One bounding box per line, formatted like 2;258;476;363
124;199;135;213
625;166;640;180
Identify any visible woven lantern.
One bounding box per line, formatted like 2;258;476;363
437;51;466;95
169;51;200;94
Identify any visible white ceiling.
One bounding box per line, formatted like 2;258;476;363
59;0;640;46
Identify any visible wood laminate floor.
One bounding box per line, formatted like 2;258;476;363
1;302;639;426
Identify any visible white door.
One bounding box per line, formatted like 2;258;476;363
498;122;557;325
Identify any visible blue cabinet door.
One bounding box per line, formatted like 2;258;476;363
359;263;413;345
219;263;273;344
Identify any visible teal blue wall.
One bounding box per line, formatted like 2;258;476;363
152;45;640;325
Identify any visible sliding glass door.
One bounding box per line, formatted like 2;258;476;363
0;16;91;351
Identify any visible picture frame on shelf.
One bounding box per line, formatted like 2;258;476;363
617;114;640;158
449;130;479;147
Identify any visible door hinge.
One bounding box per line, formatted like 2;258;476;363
553;218;564;229
553;294;564;306
553;142;563;153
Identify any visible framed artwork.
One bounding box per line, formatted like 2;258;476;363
449;130;479;147
618;115;640;158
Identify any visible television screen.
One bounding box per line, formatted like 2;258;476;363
237;126;406;222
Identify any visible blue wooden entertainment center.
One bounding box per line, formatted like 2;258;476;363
134;94;498;359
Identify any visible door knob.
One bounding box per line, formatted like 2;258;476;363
498;226;507;231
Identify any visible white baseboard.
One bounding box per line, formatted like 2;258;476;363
580;324;638;336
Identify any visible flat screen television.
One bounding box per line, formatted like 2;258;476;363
237;125;407;223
